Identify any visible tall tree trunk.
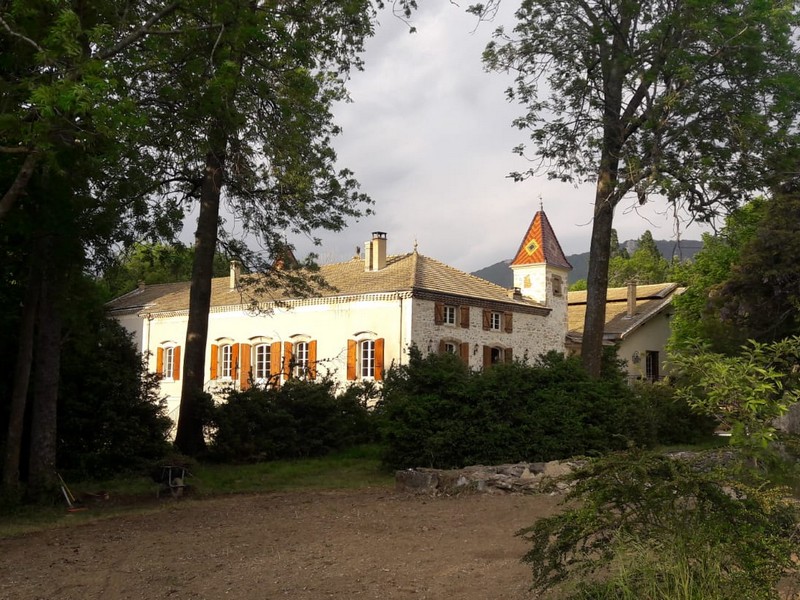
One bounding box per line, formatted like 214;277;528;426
27;243;62;499
582;176;615;379
2;261;40;492
175;141;227;455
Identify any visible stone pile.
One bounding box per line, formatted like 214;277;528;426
395;460;584;495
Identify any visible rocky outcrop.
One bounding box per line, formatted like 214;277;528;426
395;460;584;495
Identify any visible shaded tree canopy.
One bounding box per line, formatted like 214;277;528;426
669;198;766;352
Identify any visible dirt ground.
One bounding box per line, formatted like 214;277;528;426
0;488;562;600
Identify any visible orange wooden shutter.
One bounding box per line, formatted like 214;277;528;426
240;343;251;390
156;347;164;377
210;344;219;380
231;343;240;380
459;342;469;364
438;340;446;353
308;340;317;380
283;341;293;378
173;346;181;380
504;347;513;363
346;339;357;380
270;342;282;376
460;306;470;328
483;345;491;367
375;338;385;381
482;310;491;330
504;312;513;333
434;302;444;325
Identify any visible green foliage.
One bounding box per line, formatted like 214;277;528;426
569;278;587;291
101;243;230;299
608;230;671;286
519;449;800;599
377;347;658;470
716;185;800;343
209;378;375;462
669;199;767;352
672;337;800;451
58;316;172;479
631;381;717;446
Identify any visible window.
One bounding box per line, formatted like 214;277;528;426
483;345;513;368
360;340;375;378
163;347;175;379
347;337;384;381
443;342;457;354
552;275;563;297
209;342;238;381
254;343;271;381
156;345;181;381
645;351;660;382
220;344;233;379
443;305;456;326
284;339;317;380
294;341;309;378
483;309;510;332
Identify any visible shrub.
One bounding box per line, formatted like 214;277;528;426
631;381;717;445
519;449;800;599
377;347;658;469
209;377;375;462
58;318;172;478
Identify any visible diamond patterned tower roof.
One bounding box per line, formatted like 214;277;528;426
510;209;572;270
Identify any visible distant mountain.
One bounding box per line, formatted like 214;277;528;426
470;239;704;287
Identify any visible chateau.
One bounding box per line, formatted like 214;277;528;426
108;209;572;421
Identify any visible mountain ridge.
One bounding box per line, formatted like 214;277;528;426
471;239;703;287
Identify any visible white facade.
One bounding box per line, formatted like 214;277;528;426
108;210;574;422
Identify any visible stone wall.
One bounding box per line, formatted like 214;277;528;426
395;460;584;495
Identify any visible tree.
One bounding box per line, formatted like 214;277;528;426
669;199;766;352
129;0;416;455
483;0;800;377
608;229;670;286
101;242;230;299
716;182;800;343
673;337;800;451
1;0;187;495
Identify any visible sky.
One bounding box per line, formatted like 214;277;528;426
285;1;714;273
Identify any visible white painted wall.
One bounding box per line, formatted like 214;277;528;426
617;308;674;381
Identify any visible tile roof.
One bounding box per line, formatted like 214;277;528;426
510;210;573;270
567;282;683;341
107;252;547;315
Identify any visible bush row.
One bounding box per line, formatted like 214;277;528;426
207;346;714;468
374;347;715;469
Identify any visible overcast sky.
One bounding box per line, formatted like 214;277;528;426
287;1;714;273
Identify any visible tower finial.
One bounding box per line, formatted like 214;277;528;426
539;194;544;212
413;237;419;253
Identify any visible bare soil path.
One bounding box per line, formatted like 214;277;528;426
0;489;561;600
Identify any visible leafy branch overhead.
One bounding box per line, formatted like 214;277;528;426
484;0;800;216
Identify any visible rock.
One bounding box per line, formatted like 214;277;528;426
396;470;439;493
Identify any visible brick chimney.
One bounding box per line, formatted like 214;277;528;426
627;280;637;318
364;232;387;271
230;260;241;289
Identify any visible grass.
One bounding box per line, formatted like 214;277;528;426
0;445;393;538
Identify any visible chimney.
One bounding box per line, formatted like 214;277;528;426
365;232;387;271
230;260;241;290
627;280;637;318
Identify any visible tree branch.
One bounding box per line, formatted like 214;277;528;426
0;15;44;53
0;151;40;221
95;1;182;61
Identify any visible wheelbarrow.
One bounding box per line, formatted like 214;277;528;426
156;465;191;499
